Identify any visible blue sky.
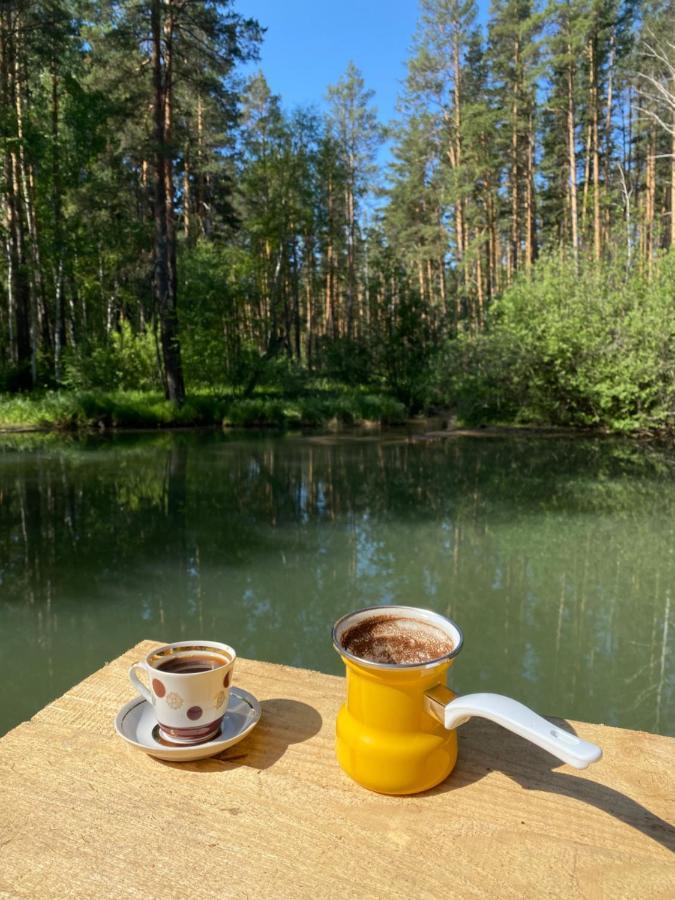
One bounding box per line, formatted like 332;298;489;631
237;0;491;126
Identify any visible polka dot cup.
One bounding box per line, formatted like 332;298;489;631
129;641;236;745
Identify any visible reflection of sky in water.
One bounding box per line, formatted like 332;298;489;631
0;431;673;738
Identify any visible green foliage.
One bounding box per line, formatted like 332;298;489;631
2;0;672;436
444;252;675;430
0;389;230;430
224;398;302;427
0;386;406;432
267;359;312;395
319;337;373;386
224;392;406;429
442;330;528;424
62;322;160;391
338;393;407;425
179;241;239;386
379;290;445;413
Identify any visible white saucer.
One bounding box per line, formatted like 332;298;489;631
114;687;261;762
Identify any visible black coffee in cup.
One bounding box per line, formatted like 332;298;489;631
156;653;228;674
342;613;454;665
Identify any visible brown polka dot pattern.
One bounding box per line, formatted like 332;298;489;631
213;690;226;709
152;679;166;698
223;670;232;687
187;706;203;721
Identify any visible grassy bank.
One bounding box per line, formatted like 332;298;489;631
0;388;407;432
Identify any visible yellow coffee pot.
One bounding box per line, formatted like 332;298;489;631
333;606;602;795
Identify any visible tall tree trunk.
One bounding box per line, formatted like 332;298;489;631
52;62;66;382
194;94;211;238
183;142;191;244
345;171;356;339
590;35;601;260
151;0;185;403
475;233;484;327
603;27;616;247
292;239;301;360
6;154;31;381
12;22;38;383
417;260;425;303
644;127;656;275
304;238;314;365
26;161;50;358
525;106;537;268
494;229;503;295
510;34;521;276
426;257;434;311
581;121;592;234
438;254;447;320
1;12;31;384
451;34;467;298
566;49;579;269
325;174;337;339
486;187;497;299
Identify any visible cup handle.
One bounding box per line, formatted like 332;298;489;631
425;687;602;770
129;662;153;705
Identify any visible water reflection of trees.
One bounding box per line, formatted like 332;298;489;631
0;432;672;736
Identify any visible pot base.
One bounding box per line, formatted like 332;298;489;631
336;704;458;795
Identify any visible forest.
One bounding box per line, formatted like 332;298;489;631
0;0;674;431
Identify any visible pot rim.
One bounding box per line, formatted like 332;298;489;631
332;605;464;671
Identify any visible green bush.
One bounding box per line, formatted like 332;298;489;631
63;322;161;391
336;392;407;425
260;357;311;396
319;336;373;386
378;290;444;412
225;398;296;427
443;251;675;431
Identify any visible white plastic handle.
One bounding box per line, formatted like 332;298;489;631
129;662;153;705
442;692;602;770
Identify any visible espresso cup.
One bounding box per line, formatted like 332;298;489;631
129;640;236;745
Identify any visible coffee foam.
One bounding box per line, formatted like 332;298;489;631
341;614;454;665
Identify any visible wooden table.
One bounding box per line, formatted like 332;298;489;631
0;641;673;899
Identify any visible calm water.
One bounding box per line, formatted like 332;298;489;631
0;430;673;737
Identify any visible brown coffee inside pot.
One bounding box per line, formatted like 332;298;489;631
156;653;228;674
341;614;454;665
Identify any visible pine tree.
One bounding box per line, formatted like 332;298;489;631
543;0;593;267
489;0;541;276
403;0;478;316
326;62;383;340
384;109;447;315
89;0;260;400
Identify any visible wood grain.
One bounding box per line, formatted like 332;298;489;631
0;640;673;899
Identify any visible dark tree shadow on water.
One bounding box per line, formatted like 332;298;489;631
160;699;323;775
424;717;674;853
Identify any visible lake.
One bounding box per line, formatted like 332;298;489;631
0;430;673;737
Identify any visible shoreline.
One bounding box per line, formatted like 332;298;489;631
1;418;672;444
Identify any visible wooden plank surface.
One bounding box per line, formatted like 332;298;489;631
0;640;673;899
